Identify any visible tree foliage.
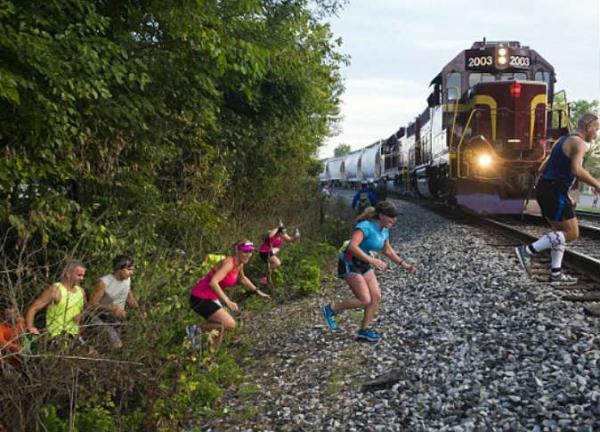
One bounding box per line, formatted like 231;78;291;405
0;0;347;428
552;96;599;177
0;0;346;269
333;143;351;157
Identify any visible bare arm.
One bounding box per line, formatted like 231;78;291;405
382;240;417;273
209;257;238;312
90;279;125;318
570;139;600;190
25;285;59;335
281;233;298;242
239;266;271;300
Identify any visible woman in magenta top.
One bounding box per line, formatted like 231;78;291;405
187;240;271;352
259;222;299;285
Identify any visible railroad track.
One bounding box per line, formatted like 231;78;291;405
481;217;600;282
381;191;600;317
471;216;600;317
577;209;600;219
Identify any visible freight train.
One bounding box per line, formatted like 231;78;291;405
320;39;573;214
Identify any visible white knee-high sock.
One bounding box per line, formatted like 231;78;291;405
551;241;566;274
529;231;566;254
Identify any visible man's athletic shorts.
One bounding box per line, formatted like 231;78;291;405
536;179;575;222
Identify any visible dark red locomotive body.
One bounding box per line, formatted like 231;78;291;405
380;40;569;214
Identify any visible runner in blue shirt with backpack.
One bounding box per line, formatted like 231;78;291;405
321;201;417;342
352;181;377;215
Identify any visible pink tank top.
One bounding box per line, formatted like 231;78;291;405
191;257;239;300
259;235;284;253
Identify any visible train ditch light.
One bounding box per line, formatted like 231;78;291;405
477;153;493;168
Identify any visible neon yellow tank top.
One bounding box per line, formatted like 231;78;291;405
46;282;84;337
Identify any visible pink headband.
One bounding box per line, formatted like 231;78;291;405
237;242;255;252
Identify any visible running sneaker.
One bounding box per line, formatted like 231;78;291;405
321;304;337;330
515;245;532;275
550;272;578;286
186;324;199;351
357;328;381;342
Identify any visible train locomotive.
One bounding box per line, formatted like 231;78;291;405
322;40;572;214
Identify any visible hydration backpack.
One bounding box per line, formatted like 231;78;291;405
357;191;370;212
199;254;226;275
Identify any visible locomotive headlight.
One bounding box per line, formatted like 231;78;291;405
477;154;493;168
496;47;509;69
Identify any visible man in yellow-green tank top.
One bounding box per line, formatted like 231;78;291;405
25;260;87;338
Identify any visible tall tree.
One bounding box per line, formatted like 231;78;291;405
333;143;351;157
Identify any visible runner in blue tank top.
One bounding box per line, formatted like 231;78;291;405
515;113;600;285
320;201;417;342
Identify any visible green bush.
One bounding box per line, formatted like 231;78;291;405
41;406;69;432
76;406;115;432
295;260;321;296
40;404;115;432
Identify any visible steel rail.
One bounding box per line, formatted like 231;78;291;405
479;217;600;282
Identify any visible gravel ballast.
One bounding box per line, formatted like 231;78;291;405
201;199;600;431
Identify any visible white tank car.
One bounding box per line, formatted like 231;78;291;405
325;156;346;185
344;148;364;186
360;140;382;182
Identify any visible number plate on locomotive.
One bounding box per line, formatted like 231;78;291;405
508;55;530;69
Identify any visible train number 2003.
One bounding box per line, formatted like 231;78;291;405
467;56;493;67
509;55;530;67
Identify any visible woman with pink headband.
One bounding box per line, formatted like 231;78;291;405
187;240;271;352
259;222;300;285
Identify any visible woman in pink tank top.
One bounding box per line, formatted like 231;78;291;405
187;240;271;352
258;222;300;285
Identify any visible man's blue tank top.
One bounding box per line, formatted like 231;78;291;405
541;133;576;189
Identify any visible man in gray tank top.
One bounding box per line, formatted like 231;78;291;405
90;254;141;348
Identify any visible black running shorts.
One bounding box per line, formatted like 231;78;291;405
190;295;222;319
338;256;373;278
535;179;575;222
259;251;274;262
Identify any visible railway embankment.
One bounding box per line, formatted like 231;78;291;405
200;198;600;431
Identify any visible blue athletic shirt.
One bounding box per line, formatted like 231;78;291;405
542;133;577;190
355;220;389;255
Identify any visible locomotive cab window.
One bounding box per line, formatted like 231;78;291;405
500;72;527;81
468;73;495;88
535;71;550;83
446;72;461;101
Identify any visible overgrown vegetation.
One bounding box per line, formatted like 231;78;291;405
0;0;350;430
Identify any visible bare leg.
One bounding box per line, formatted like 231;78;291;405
203;309;236;352
360;271;381;329
330;273;371;314
549;217;579;242
267;255;282;287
